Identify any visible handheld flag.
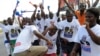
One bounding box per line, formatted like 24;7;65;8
48;6;50;9
15;11;22;17
15;0;20;9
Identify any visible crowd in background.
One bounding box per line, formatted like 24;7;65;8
0;0;100;56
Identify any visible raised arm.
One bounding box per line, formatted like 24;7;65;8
64;0;77;18
40;4;45;19
64;0;74;13
56;0;60;17
12;1;19;20
30;4;37;22
17;16;23;29
92;0;99;7
47;6;51;13
12;9;16;21
86;0;91;8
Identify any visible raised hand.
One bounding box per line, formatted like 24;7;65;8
84;22;90;29
47;6;50;10
29;2;37;8
86;0;90;5
39;3;44;9
33;4;37;9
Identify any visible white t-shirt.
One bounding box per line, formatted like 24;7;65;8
56;18;80;42
0;23;8;41
31;25;38;42
6;24;20;40
44;31;58;54
13;25;38;53
74;24;100;56
34;18;45;33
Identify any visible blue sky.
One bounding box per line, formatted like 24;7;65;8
0;0;99;21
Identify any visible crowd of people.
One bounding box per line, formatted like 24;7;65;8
0;0;100;56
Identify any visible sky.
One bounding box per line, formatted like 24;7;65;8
0;0;58;21
0;0;100;21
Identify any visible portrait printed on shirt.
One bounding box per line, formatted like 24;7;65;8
64;26;73;38
11;29;18;38
48;38;56;49
37;22;41;29
80;35;91;53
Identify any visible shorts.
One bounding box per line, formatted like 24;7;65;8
14;46;48;56
10;40;16;51
61;42;75;54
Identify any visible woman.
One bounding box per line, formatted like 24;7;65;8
70;7;100;56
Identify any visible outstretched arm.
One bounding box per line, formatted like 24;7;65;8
34;30;52;46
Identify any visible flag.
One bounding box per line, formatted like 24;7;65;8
15;11;22;17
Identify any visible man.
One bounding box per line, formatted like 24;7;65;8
48;10;80;56
70;7;100;56
64;0;99;25
13;19;52;56
5;18;20;52
0;20;11;56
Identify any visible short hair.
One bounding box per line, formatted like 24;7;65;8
86;7;99;19
3;20;6;23
79;3;86;8
66;10;73;16
7;17;11;20
86;7;100;24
